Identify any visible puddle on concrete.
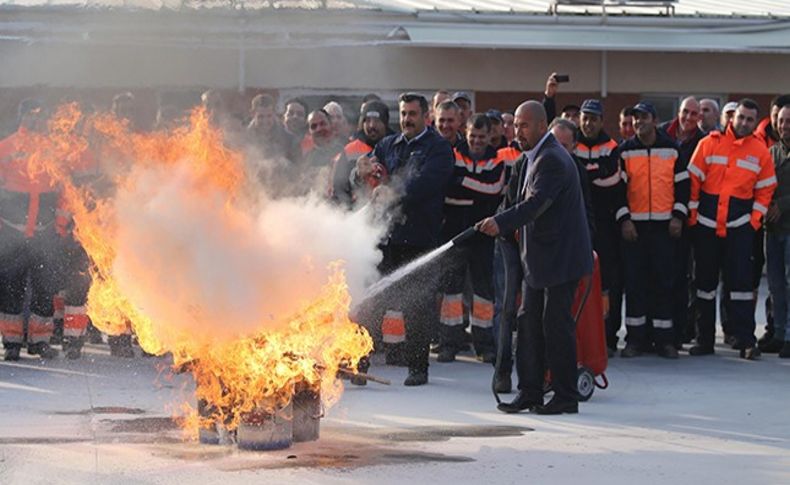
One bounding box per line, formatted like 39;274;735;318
53;406;147;416
371;425;533;442
0;437;92;445
104;416;180;433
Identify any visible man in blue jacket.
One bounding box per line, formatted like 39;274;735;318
355;92;454;386
478;100;593;414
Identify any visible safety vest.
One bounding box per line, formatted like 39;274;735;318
688;125;777;237
615;130;689;223
0;130;67;238
444;146;506;208
574;135;620;188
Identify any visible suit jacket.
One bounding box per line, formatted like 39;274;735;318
494;133;593;289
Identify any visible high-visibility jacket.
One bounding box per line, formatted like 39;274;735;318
0;129;67;238
445;144;506;218
615;129;690;224
755;117;777;149
574;132;620;189
688;125;777;237
328;135;387;207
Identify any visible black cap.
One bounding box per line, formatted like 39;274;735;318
486;109;503;123
359;100;390;126
633;101;657;117
452;91;472;103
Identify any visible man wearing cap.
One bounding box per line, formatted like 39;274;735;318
615;101;689;359
329;100;392;208
659;97;707;350
721;101;739;131
574;99;623;355
452;92;473;135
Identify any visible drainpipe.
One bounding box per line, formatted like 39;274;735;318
600;50;608;99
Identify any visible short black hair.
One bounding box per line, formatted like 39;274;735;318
285;97;308;113
620;107;635;117
770;94;790;109
561;104;580;114
738;98;760;116
362;93;381;103
398;92;429;115
467;113;492;132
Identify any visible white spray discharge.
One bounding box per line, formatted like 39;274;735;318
110;162;385;349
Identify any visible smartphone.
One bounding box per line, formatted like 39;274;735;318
554;74;570;83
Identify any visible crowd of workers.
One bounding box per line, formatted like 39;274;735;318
2;76;789;400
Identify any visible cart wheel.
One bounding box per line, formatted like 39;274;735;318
577;367;595;402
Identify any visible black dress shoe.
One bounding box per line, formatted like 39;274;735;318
535;398;579;415
758;338;784;353
404;369;428;386
740;346;761;360
494;373;512;394
497;391;542;414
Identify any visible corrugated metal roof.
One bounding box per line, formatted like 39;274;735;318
1;0;789;18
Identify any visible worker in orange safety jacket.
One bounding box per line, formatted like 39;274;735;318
615;102;689;360
687;99;777;360
0;100;66;361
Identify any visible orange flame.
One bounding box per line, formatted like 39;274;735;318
23;104;373;433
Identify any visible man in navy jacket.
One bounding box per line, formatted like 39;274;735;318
478;100;593;415
355;92;454;386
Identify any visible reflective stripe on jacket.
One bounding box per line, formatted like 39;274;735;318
688;125;777;237
615;129;689;223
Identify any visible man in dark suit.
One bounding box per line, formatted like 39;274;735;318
478;100;593;415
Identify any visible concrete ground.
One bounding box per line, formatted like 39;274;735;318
1;324;788;485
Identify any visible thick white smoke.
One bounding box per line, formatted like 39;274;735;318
110;161;384;348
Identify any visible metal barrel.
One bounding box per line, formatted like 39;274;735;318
292;389;321;442
237;401;294;451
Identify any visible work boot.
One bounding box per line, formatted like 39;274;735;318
477;351;496;364
757;330;775;348
27;342;58;359
620;344;642;358
778;342;790;359
350;356;369;386
87;323;104;344
4;345;21;361
724;334;739;348
403;368;428;386
739;346;761;360
758;338;784;353
657;344;679;359
108;335;135;358
436;348;456;363
688;345;714;356
494;372;512;394
63;337;84;360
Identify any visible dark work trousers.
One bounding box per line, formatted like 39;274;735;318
593;210;623;351
720;226;767;340
0;228;61;347
673;227;693;347
59;235;92;341
492;237;522;375
517;279;579;403
622;221;675;348
378;244;438;372
439;233;496;356
694;225;757;349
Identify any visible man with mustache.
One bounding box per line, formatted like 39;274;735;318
355;92;454;386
